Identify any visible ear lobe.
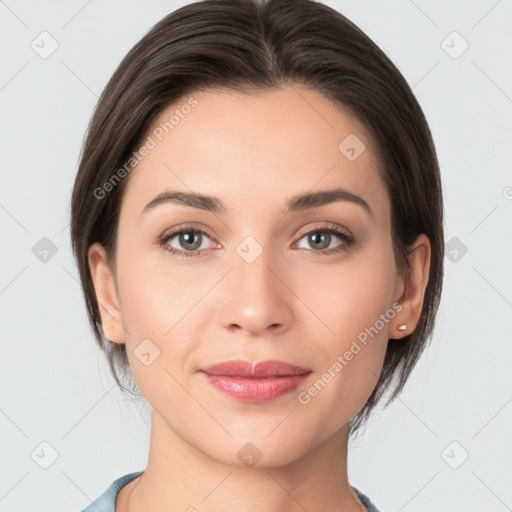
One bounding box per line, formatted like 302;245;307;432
88;242;126;344
390;234;431;339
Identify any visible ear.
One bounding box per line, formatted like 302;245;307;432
88;242;126;344
390;234;431;339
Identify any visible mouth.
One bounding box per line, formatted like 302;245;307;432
201;359;311;378
200;359;312;402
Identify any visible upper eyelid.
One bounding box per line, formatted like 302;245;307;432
295;222;351;238
164;222;349;236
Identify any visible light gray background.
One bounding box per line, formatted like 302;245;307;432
1;1;511;511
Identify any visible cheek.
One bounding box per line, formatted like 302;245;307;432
295;244;395;403
117;246;201;336
297;293;391;426
116;252;211;391
296;243;397;338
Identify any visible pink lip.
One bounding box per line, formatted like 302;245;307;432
200;359;312;402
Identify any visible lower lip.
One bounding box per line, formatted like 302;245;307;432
202;372;310;402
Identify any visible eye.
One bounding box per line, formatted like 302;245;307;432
158;222;354;258
294;224;354;255
158;225;216;258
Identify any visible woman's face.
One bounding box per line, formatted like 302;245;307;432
92;85;409;466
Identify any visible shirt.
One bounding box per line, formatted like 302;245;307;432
80;471;382;512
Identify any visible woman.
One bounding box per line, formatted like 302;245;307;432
71;0;444;510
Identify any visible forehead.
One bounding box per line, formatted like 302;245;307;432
120;86;389;221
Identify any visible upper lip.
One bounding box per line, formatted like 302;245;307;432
201;359;311;378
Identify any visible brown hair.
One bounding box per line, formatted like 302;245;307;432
70;0;444;437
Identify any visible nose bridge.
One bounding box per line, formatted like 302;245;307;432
233;236;273;291
219;232;292;334
232;233;279;300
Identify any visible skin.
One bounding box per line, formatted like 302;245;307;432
88;85;430;512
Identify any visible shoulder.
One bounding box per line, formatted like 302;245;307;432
79;471;144;512
352;485;383;512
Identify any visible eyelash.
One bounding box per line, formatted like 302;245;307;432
157;222;355;258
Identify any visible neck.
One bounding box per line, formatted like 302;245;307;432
121;410;365;512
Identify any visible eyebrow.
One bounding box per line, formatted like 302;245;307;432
142;187;373;218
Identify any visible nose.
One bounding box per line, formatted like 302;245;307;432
219;242;293;338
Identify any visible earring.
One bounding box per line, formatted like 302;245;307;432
397;324;407;331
